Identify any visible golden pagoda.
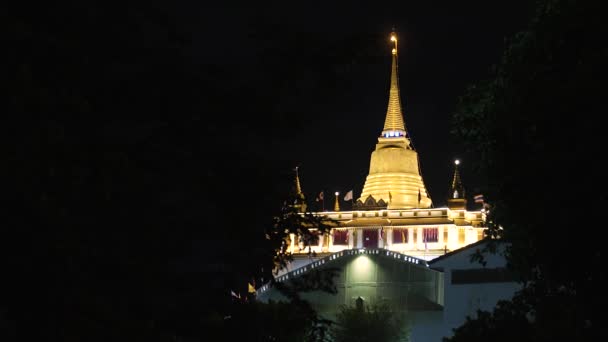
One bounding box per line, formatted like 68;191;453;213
357;31;432;209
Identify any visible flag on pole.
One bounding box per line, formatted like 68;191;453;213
316;191;324;201
401;229;406;243
474;194;484;204
231;290;240;299
248;282;256;294
316;191;325;210
344;190;353;201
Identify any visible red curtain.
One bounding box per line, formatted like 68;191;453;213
423;227;438;242
333;230;348;245
392;229;408;243
363;229;378;248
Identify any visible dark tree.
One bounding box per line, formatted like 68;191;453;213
331;302;409;342
6;2;357;341
448;0;607;340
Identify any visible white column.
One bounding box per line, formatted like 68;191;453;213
357;229;363;248
348;230;354;249
318;233;324;251
447;226;455;250
408;228;414;250
465;228;476;245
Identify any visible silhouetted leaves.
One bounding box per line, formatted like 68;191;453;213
448;0;606;340
331;302;409;342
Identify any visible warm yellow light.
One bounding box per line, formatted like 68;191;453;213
335;191;339;196
390;35;396;42
455;159;460;165
392;48;396;55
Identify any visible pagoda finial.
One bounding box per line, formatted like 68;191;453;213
381;29;408;141
390;27;398;55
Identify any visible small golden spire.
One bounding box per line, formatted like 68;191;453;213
447;159;466;210
295;166;302;195
450;160;465;199
293;166;307;212
334;191;340;211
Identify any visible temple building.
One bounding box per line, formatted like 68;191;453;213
256;31;515;342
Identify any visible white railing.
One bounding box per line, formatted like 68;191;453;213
256;248;429;295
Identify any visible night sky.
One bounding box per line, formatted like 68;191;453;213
181;1;533;208
7;1;536;269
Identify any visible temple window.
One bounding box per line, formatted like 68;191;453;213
392;229;408;243
332;230;348;245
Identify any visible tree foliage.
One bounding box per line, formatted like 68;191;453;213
265;192;338;275
331;301;409;342
220;299;319;342
448;0;607;340
238;193;340;341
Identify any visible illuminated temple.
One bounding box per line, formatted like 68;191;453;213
284;31;485;264
256;31;516;342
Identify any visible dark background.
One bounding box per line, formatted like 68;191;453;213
179;1;534;208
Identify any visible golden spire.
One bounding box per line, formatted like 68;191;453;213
334;192;340;211
381;30;407;139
